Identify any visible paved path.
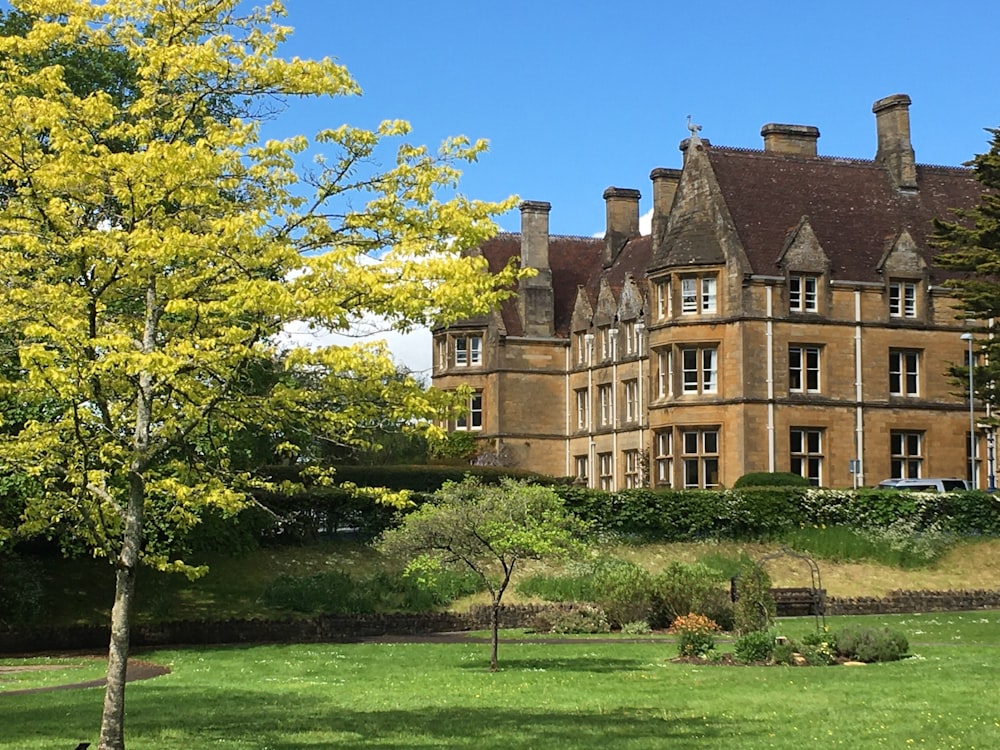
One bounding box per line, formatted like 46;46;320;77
0;660;170;697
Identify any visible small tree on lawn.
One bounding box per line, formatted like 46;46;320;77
378;476;587;671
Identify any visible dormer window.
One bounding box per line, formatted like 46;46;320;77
789;275;818;313
681;275;717;315
889;280;918;318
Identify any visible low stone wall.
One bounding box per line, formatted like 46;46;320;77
2;591;998;654
825;589;1000;615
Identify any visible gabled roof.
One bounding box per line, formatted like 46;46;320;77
703;147;981;283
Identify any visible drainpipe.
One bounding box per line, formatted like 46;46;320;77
766;285;775;471
854;289;865;487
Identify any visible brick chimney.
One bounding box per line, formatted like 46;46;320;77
518;200;555;338
649;168;681;252
873;94;917;191
761;124;820;156
603;187;641;263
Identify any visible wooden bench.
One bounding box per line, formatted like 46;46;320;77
769;587;826;617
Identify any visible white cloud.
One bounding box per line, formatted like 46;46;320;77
639;208;653;235
280;319;432;376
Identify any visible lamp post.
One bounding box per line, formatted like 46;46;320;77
961;333;977;489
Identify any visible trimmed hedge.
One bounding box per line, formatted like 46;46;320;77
553;486;1000;541
187;471;1000;550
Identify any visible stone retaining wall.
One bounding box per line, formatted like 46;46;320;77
825;589;1000;615
2;590;998;654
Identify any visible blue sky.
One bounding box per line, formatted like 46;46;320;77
4;1;999;373
270;0;1000;237
263;0;998;371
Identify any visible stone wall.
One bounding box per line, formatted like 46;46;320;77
825;589;1000;616
2;592;998;654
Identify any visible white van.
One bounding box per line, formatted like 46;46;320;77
877;477;970;492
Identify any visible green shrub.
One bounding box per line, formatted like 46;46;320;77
590;558;655;628
669;613;720;657
832;626;909;663
537;604;611;634
733;629;776;663
734;472;811;488
861;520;956;567
732;560;776;634
772;640;796;665
259;567;482;615
651;561;732;630
621;619;652;635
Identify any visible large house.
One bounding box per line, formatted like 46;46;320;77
432;94;989;490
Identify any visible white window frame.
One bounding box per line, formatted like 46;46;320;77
681;346;718;394
681;276;717;315
890;430;923;478
598;452;614;490
789;345;821;393
789;275;819;313
598;384;614;427
454;335;483;367
889;280;918;318
623;320;637;356
657;349;673;399
576;388;590;431
600;326;612;361
655;430;672;487
656;281;670;320
681;428;720;488
790;428;823;486
455;391;483;431
623;379;638;422
889;349;920;396
623;449;641;489
435;338;447;371
575;455;589;484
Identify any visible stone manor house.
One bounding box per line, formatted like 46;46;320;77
431;94;988;490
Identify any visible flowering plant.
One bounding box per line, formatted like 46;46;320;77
669;613;721;657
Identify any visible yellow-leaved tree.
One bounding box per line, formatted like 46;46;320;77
0;2;520;748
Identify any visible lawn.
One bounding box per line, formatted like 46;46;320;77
2;612;998;749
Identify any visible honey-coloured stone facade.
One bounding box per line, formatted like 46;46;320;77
432;94;990;490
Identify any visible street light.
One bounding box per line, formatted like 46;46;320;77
961;333;977;489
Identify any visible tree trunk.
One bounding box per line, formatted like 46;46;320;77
490;602;499;672
98;473;145;750
98;278;159;749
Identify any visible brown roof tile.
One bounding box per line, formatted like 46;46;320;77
705;147;981;282
478;233;607;338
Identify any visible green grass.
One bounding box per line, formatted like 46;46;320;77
2;612;999;749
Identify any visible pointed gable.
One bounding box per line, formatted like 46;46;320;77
877;229;928;278
778;217;831;274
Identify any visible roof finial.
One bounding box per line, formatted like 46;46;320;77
686;114;702;139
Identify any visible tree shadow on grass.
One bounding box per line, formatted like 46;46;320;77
1;687;763;749
459;655;652;673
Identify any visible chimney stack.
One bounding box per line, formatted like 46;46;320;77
603;187;641;263
649;168;681;252
761;123;820;156
873;94;917;191
518;200;555;338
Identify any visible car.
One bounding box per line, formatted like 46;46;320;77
876;477;970;492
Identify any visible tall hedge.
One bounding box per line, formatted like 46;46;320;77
553;486;999;541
